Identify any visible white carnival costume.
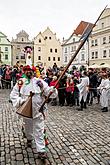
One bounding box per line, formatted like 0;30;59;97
10;76;57;154
77;76;89;102
98;78;110;109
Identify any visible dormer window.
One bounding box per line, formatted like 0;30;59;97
39;39;41;43
73;38;75;42
45;36;47;40
102;23;104;28
22;38;24;42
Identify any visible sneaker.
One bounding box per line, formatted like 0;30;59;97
38;152;47;159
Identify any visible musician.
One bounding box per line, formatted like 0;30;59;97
10;65;57;159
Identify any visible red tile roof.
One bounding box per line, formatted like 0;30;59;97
73;21;93;35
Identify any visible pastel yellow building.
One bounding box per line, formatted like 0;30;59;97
33;27;62;68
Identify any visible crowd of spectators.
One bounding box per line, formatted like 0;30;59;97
0;63;110;111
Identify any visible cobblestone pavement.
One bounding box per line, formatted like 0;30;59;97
0;90;110;165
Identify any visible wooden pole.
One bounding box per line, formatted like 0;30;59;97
39;5;107;113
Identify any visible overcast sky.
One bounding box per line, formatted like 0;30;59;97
0;0;109;41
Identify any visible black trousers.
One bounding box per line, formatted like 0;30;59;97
58;89;65;106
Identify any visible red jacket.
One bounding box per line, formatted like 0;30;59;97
66;82;74;92
49;80;59;89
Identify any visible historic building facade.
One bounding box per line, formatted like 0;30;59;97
89;8;110;66
33;27;62;68
62;21;93;69
11;30;33;66
0;32;11;65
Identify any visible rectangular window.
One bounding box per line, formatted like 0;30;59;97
109;36;110;43
17;45;20;49
81;54;85;61
50;48;52;52
103;37;106;44
95;51;98;58
55;49;57;53
58;57;60;61
64;56;67;62
91;52;94;59
103;50;107;58
5;54;8;60
65;48;67;53
16;56;19;59
48;57;51;61
53;57;55;61
21;55;25;59
95;39;98;46
71;46;73;52
109;50;110;57
5;47;8;51
38;56;41;60
74;46;76;51
91;40;94;46
38;47;41;52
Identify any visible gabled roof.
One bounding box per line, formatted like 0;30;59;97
73;21;93;35
62;21;93;45
0;32;7;37
17;30;29;37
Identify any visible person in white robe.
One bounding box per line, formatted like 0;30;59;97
77;71;89;111
10;66;57;159
98;73;110;112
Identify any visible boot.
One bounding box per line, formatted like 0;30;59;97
102;107;108;112
38;152;47;159
77;100;79;106
84;102;87;109
77;107;83;111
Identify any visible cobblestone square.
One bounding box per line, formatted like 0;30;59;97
0;90;110;165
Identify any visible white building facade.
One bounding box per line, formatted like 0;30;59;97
62;21;92;69
89;8;110;66
0;32;11;65
62;35;89;69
